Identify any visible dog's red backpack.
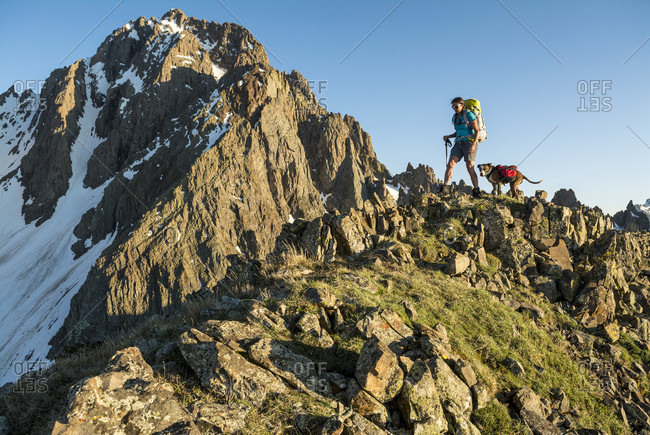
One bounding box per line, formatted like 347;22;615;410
496;165;517;182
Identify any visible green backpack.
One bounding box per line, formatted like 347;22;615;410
454;98;487;143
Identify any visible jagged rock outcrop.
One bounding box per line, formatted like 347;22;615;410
551;188;581;208
52;347;199;434
274;190;424;263
613;199;650;232
397;359;448;433
388;162;440;205
178;328;288;404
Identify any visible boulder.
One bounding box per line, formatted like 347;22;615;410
471;383;492;410
301;217;337;262
446;253;471;275
534;276;560;302
497;238;536;276
453;359;477;388
332;213;375;256
345;379;389;427
341;273;379;294
623;401;650;431
355;336;404;403
190;401;249;433
539;238;573;271
475;246;489;267
600;322;620;343
248;337;332;397
482;203;515;251
201;319;265;347
557;270;582;302
420;325;454;360
396;360;448;433
212;295;245;318
305;287;342;309
503;357;525;378
246;301;288;331
513;386;545;417
297;312;334;348
52;347;199;434
342;410;389;434
519;408;562;435
178;329;287;403
402;300;418;322
320;415;345;435
356;309;414;354
573;285;616;328
528;199;546;226
427;356;473;419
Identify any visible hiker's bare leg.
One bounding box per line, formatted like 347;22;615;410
466;161;479;189
444;156;460;185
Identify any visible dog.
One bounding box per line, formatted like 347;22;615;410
477;163;543;198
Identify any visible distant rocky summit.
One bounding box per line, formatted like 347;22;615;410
551;188;581;208
614;199;650;232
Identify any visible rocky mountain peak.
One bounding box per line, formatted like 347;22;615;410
0;9;389;381
161;7;188;25
613;198;650;231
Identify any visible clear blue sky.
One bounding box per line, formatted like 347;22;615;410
1;0;649;214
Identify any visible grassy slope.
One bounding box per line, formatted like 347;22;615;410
0;220;632;434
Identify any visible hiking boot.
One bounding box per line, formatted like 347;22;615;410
472;187;481;198
437;184;449;194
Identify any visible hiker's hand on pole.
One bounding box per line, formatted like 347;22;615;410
443;135;448;142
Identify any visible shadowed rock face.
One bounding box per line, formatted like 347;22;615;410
5;8;389;356
20;60;87;225
551;188;581;209
613;199;650;232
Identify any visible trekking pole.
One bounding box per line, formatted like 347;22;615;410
444;138;452;165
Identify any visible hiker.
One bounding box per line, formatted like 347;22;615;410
440;97;481;198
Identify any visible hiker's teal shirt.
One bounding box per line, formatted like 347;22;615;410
453;110;476;140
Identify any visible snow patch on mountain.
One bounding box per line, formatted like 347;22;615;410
160;18;184;34
0;93;39;178
212;63;226;80
115;66;144;93
635;198;650;219
0;77;117;384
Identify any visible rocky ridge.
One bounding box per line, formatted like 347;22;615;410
2;187;649;434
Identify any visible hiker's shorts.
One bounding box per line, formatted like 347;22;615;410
450;139;477;163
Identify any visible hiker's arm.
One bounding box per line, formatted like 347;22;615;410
470;119;480;142
443;132;457;141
